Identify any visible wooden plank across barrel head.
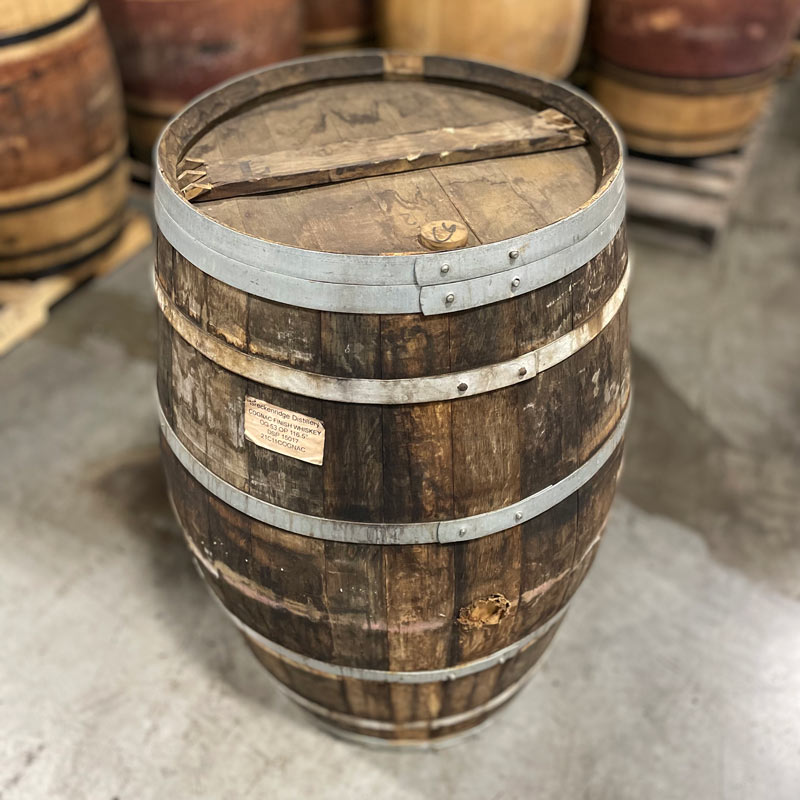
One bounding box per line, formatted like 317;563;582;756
0;0;129;278
155;52;629;747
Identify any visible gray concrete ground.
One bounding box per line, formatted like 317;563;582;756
2;79;798;800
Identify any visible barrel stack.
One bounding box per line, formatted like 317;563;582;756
97;0;303;166
0;1;129;278
155;52;630;745
590;0;800;156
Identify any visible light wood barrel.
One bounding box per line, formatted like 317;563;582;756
0;1;128;278
590;0;800;156
97;0;303;165
304;0;374;52
377;0;589;79
155;52;629;745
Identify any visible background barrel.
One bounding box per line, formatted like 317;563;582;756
155;53;629;745
377;0;589;79
97;0;303;165
590;0;800;156
0;1;129;278
304;0;374;52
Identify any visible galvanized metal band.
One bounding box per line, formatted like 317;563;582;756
156;260;629;404
311;714;497;751
153;163;624;317
265;667;531;732
205;579;568;684
159;398;629;545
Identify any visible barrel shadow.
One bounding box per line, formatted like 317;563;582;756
90;444;304;725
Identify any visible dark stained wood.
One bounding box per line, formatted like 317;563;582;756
156;53;629;744
184;110;587;202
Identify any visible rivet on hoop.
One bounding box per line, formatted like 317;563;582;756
515;511;523;522
440;264;450;275
511;277;521;290
518;366;527;377
458;527;467;537
457;382;468;392
509;249;520;259
445;293;455;304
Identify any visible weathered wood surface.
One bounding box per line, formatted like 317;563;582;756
591;0;800;79
0;3;128;277
184;78;599;253
156;54;628;743
378;0;589;79
96;0;303;164
183;109;586;202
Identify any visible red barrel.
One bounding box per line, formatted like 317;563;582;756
97;0;303;164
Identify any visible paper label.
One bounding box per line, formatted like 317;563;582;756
244;397;325;466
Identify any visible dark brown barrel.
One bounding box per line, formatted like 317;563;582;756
155;52;629;746
304;0;374;52
590;0;800;156
96;0;303;165
0;1;129;278
377;0;590;79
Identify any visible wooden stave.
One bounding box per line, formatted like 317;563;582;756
155;228;629;522
590;0;800;80
163;435;622;738
96;0;303;164
155;52;629;740
0;3;128;277
156;238;629;738
377;0;590;80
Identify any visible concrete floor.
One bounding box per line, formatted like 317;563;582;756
2;79;799;799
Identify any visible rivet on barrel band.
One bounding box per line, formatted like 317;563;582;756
155;259;629;406
152;160;624;316
158;398;630;546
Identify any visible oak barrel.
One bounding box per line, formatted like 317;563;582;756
590;0;800;156
377;0;590;79
0;1;129;278
155;52;630;746
304;0;374;52
96;0;303;165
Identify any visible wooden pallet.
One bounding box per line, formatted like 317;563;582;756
0;211;152;357
624;118;766;249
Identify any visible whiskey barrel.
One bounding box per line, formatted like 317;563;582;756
590;0;800;156
377;0;590;79
304;0;374;52
155;52;629;746
96;0;303;165
0;1;128;278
